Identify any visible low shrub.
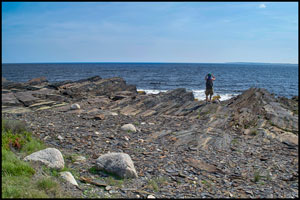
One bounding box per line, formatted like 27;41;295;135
2;119;28;135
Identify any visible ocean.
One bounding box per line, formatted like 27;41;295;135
2;63;298;101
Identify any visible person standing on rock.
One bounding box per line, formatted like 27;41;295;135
205;73;216;103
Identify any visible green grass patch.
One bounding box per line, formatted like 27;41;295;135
2;119;45;154
2;176;49;198
36;177;58;190
2;147;36;177
21;137;46;155
106;176;124;187
1;118;75;198
88;166;99;174
147;176;168;192
148;179;159;192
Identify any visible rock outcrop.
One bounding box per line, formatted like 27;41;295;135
2;76;298;198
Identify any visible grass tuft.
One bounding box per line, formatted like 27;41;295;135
36;177;58;190
254;171;262;183
147;176;168;192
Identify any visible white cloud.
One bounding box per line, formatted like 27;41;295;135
259;4;266;8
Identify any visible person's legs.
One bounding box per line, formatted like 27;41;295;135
209;89;213;102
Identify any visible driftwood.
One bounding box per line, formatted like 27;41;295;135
79;176;107;187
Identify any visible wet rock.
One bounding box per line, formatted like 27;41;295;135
27;77;48;85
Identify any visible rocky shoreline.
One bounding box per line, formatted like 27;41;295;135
2;76;298;198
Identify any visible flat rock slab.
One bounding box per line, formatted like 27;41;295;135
14;91;42;107
2;106;32;114
2;93;22;106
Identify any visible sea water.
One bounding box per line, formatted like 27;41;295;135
2;63;298;101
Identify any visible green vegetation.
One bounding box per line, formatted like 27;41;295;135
2;148;35;177
250;129;258;136
147;176;168;192
148;179;159;192
2;119;45;154
64;153;82;163
231;138;239;145
36;177;58;190
201;180;212;188
106;176;124;188
1;118;75;198
253;171;262;183
89;166;99;174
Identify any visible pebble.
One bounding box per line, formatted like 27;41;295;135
105;186;112;191
147;195;156;199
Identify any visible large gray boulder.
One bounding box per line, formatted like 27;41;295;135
24;148;64;170
95;153;138;179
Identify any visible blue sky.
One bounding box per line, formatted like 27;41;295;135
2;2;298;64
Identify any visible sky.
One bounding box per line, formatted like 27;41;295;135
2;2;298;64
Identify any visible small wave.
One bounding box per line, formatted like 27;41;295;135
137;88;239;101
192;90;239;101
137;89;168;94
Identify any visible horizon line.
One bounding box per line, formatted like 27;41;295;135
2;61;298;65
